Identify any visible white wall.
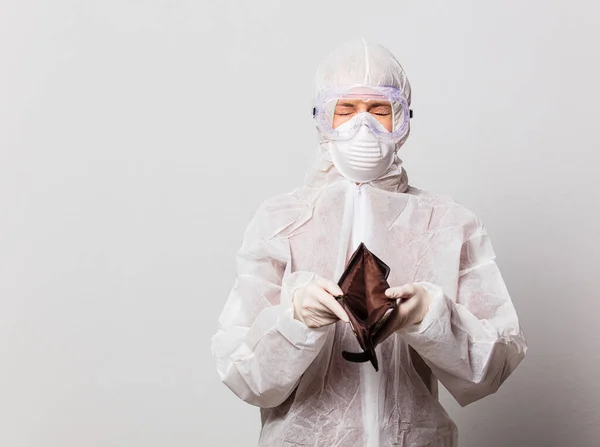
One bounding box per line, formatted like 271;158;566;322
1;1;599;446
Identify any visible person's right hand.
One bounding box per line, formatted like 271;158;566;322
292;276;349;328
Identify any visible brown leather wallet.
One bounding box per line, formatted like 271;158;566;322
335;243;397;371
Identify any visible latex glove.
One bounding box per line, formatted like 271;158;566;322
292;276;350;328
373;284;432;346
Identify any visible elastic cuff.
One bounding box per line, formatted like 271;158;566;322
276;271;327;347
404;281;447;335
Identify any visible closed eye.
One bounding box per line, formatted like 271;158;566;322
334;107;356;116
370;107;392;116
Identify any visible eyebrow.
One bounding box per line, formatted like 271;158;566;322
367;102;392;108
336;101;392;108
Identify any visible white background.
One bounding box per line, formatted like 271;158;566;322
1;1;599;446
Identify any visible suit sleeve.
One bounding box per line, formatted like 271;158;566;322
210;204;331;408
401;216;527;406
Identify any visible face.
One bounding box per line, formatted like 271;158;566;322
332;98;393;132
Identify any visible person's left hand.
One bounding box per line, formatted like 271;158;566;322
373;284;432;346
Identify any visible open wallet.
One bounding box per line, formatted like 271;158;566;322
335;243;398;371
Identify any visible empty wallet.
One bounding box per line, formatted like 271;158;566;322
335;242;398;371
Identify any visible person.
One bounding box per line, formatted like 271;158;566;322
210;38;527;447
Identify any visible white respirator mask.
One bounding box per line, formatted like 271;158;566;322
327;113;397;183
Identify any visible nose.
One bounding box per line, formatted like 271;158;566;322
355;120;377;138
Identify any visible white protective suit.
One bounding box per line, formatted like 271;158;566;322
211;39;527;447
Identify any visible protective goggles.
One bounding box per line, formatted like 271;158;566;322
313;85;412;142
